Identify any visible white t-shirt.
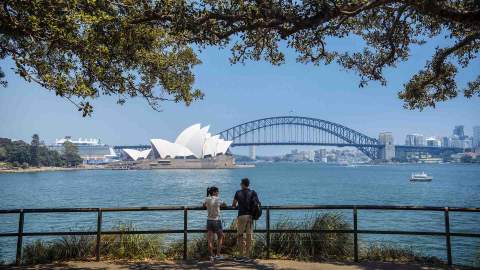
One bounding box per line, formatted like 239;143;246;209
204;196;223;220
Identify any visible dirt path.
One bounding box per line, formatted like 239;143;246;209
1;259;461;270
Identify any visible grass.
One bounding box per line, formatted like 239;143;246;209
269;213;352;261
361;243;442;264
21;224;164;265
22;235;94;265
19;214;448;266
101;224;165;260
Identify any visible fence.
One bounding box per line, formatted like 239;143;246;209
1;205;479;266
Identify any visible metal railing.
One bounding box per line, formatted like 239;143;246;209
1;205;479;266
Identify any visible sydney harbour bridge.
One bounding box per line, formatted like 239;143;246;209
115;116;464;160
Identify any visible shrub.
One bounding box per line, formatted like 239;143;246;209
361;243;443;264
100;224;165;260
22;224;165;265
269;212;352;261
22;235;94;265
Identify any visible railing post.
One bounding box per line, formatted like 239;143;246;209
444;207;452;266
96;208;102;261
15;209;24;266
183;207;188;260
266;208;271;259
353;206;358;262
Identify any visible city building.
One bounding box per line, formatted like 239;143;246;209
453;125;466;139
249;145;256;160
285;149;315;162
405;134;415;146
441;137;450;148
405;134;425;146
473;126;480;148
315;149;327;162
378;132;395;161
426;137;441;147
451;136;473;149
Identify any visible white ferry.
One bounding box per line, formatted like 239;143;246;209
410;172;433;182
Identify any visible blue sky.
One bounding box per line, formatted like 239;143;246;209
0;38;478;155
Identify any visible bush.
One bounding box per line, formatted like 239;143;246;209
269;213;352;261
22;224;164;265
22;235;94;265
101;224;165;260
361;243;442;264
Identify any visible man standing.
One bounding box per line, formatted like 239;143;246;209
232;178;259;260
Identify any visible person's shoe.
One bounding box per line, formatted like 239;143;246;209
209;256;215;262
234;256;245;262
242;257;253;263
215;254;224;260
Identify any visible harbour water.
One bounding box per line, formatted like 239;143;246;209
0;163;479;265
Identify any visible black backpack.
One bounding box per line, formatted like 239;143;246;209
247;190;262;220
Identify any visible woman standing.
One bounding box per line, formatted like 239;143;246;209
203;186;226;262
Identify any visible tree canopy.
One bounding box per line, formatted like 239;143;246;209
0;136;67;167
1;0;479;115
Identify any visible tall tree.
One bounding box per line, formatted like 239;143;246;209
1;1;479;115
30;134;40;167
62;141;82;167
0;147;7;161
6;140;31;165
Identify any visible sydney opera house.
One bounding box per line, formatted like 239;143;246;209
114;124;234;169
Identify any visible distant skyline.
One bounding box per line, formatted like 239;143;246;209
1;36;478;156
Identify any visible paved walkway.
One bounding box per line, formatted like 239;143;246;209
1;259;465;270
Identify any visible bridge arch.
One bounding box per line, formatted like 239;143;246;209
217;116;381;160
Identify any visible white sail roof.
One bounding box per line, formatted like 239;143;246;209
146;124;232;160
150;139;194;159
184;125;210;158
175;124;201;146
203;135;220;157
216;139;232;155
123;149;151;161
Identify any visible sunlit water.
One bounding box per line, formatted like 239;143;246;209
0;163;479;265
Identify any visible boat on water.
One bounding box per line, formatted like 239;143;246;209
410;172;433;182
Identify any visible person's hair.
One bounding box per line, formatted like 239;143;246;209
241;178;250;187
206;186;219;196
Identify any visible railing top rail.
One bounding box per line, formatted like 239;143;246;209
1;204;479;214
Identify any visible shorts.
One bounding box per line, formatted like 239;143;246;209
207;220;223;233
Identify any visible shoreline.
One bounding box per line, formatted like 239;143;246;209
0;166;96;174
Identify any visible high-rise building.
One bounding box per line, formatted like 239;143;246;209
249;145;256;160
441;137;450;148
473;126;480;148
426;137;441;147
315;149;327;161
405;134;416;146
406;134;425;146
379;132;395;160
415;134;425;146
451;137;473;149
453;125;465;139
